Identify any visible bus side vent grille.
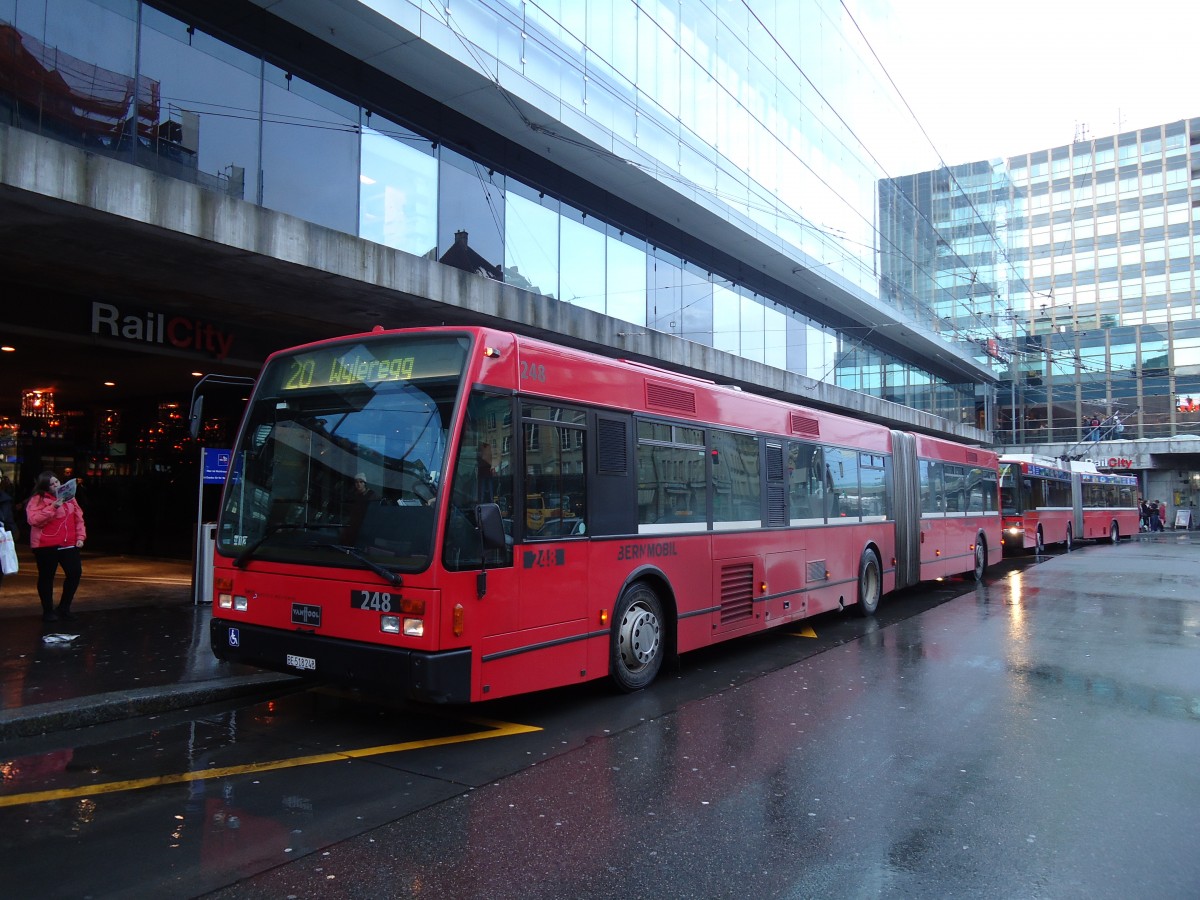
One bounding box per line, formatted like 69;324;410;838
766;443;784;481
790;413;820;437
646;381;697;414
597;419;628;475
719;563;755;625
766;484;786;526
806;560;827;583
966;450;979;463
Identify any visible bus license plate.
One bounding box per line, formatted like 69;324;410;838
291;603;322;627
286;654;316;671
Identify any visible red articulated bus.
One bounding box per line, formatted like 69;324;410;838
209;326;1001;702
999;454;1139;552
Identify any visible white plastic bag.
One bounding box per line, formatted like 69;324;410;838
0;526;18;575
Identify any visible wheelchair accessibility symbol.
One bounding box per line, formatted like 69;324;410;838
228;627;240;647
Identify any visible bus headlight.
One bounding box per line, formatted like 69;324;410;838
380;615;400;634
218;593;233;609
403;618;424;637
234;595;248;611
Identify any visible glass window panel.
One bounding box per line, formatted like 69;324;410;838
560;214;606;311
444;393;514;568
504;191;559;298
524;422;586;538
138;9;261;201
638;420;672;442
438;151;504;278
712;281;740;355
740;294;765;363
636;440;707;526
859;454;890;520
680;267;713;346
648;255;682;334
764;303;787;369
359;121;437;255
606;233;647;324
261;65;357;233
787;440;824;521
712;430;760;526
920;460;944;515
12;0;138;156
823;446;860;521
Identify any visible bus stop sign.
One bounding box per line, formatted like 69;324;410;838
203;448;232;485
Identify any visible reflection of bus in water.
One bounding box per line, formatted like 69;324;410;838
999;455;1139;552
209;325;1001;703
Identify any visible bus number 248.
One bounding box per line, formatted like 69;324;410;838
352;590;394;612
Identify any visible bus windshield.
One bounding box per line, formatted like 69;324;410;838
217;334;470;572
998;463;1020;515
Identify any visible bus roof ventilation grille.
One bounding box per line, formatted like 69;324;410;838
645;381;697;414
790;413;820;437
597;418;628;475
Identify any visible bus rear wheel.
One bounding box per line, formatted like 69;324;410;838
610;583;664;692
973;537;987;581
1065;525;1073;551
856;549;882;617
1109;521;1120;544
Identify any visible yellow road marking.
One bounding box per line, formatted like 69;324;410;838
0;716;541;809
788;626;818;638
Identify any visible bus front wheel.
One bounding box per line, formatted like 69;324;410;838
610;583;664;692
856;549;882;617
1109;521;1120;544
1065;525;1073;551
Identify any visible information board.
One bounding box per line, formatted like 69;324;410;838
202;448;232;485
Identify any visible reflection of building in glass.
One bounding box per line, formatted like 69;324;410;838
884;118;1200;445
0;0;1009;435
438;231;502;282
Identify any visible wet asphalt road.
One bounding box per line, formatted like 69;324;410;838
3;536;1198;899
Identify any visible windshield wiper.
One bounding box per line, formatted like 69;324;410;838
308;541;403;587
234;523;314;568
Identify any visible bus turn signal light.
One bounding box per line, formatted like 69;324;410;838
453;603;465;637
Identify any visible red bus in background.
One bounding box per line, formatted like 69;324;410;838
209;326;1001;703
999;455;1138;552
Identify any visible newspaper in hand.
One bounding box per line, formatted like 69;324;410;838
57;478;77;503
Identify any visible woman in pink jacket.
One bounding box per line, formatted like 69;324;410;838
25;471;86;622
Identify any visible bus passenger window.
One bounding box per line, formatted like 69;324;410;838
444;393;514;570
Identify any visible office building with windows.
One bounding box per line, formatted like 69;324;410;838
884;119;1200;515
0;0;1001;553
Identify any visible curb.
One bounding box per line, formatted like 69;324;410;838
0;673;300;741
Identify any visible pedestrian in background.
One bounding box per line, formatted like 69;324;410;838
1149;500;1163;533
25;471;87;622
0;475;16;589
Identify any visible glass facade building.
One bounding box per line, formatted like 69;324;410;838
885;119;1200;444
0;0;1017;449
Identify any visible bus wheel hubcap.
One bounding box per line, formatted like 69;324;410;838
620;603;661;668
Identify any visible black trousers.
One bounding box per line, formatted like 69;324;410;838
32;546;83;613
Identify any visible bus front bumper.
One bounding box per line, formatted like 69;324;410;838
210;618;472;704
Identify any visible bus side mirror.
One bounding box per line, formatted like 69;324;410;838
475;503;506;550
188;395;204;439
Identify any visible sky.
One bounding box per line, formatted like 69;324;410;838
874;0;1197;165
